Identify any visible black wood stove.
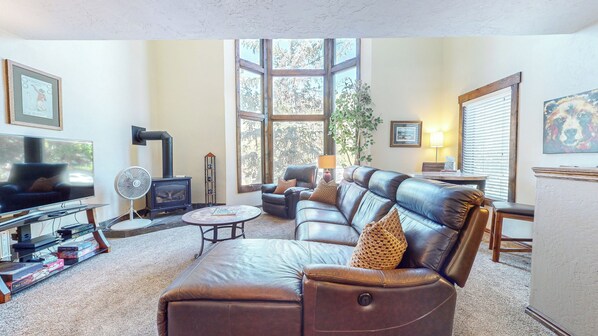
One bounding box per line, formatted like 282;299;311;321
132;126;192;219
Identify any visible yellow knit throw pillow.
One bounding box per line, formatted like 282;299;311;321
308;179;338;205
348;208;408;270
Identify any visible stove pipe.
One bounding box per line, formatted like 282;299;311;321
132;125;173;178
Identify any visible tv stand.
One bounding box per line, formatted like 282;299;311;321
0;204;110;303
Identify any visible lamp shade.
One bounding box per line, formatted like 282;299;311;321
318;155;336;169
430;132;444;148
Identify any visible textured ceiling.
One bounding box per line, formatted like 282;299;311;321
0;0;597;39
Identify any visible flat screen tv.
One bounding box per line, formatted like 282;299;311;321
0;133;94;216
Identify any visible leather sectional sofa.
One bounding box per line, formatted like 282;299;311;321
158;166;489;336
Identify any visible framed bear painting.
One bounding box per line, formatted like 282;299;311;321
543;88;598;154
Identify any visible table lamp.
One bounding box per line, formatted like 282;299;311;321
430;132;444;162
318;155;336;183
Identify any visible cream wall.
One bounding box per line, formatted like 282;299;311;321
441;27;598;204
368;38;447;172
0;40;153;222
147;41;227;205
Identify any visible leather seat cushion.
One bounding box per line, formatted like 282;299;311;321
159;239;353;303
493;201;535;217
295;221;360;246
296;200;338;212
262;193;287;205
158;239;353;336
295;208;348;226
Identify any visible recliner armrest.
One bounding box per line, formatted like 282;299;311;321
284;186;309;197
261;183;277;194
299;190;313;200
303;264;440;288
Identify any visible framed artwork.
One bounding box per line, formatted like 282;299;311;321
4;60;63;130
543;88;598;153
390;121;422;147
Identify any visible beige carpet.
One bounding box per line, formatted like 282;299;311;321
0;213;551;336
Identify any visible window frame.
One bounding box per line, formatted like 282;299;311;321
458;72;521;202
236;39;360;192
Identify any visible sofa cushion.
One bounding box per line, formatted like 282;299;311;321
396;178;484;230
349;208;408;270
367;170;409;202
295;208;348;226
396;204;459;272
295;221;360;246
351;191;394;234
262;193;287;205
353;166;377;187
296;200;338;212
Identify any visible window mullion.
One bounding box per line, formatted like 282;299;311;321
264;39;273;184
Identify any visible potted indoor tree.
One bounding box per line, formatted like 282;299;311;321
329;79;382;166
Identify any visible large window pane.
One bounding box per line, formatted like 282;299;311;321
273;77;324;115
272;121;323;180
240;119;263;185
273;39;324;69
239;69;262;113
239;39;261;65
332;67;358;171
334;39;357;65
333;66;357;111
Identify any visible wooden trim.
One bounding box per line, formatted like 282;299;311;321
235;39;361;189
525;306;572;336
239;59;264;74
533;166;598;182
458;72;522;104
238;184;262;193
271;114;326;121
270;69;325;77
458;72;522;202
265;39;273;184
331;58;358;73
508;82;520;201
239;111;265;121
5;60;63;131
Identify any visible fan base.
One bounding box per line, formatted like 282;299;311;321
111;218;152;231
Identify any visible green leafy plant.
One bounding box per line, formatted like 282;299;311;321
329;79;382;166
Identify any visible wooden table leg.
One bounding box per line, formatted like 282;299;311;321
492;213;504;262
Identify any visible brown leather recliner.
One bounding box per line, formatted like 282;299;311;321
261;164;317;219
158;166;489;336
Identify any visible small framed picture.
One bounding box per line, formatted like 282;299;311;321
390;121;422;147
4;60;63;130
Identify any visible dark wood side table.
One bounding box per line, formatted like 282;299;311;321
411;172;487;192
182;205;261;258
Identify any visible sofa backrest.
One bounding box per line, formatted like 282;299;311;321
395;178;487;287
336;166;376;223
350;170;410;233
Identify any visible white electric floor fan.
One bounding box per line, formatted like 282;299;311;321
111;166;152;231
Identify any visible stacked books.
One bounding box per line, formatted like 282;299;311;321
0;262;43;291
212;208;237;216
57;239;99;265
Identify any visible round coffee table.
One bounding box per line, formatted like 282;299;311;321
182;205;261;258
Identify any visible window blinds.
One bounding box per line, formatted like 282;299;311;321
462;88;512;201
